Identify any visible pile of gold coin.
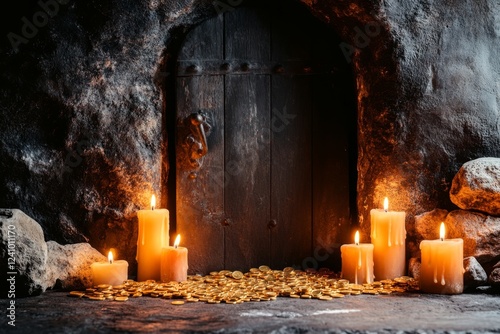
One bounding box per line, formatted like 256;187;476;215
68;265;418;304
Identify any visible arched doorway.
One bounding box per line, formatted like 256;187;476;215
172;0;357;274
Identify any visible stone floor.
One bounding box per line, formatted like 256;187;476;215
1;290;500;333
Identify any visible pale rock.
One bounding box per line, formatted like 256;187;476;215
0;209;48;297
463;257;488;289
489;268;500;288
45;241;107;290
450;157;500;216
415;209;500;265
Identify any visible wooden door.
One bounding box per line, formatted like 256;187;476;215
175;1;357;275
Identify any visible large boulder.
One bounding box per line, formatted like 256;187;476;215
45;241;108;290
0;209;48;297
415;209;500;266
414;208;449;242
450;157;500;216
0;209;112;296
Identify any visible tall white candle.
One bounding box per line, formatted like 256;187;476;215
136;195;169;281
370;197;406;280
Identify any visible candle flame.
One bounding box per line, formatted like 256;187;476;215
151;194;156;210
174;234;181;248
440;222;445;241
108;250;114;264
354;231;360;245
383;197;389;212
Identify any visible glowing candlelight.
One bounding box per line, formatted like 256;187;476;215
91;250;128;286
370;196;406;280
341;231;374;284
419;222;464;294
136;193;170;281
174;234;181;249
161;234;188;282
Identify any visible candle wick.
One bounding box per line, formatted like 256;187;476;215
440;237;444;242
109;259;113;264
174;245;178;249
152;206;155;211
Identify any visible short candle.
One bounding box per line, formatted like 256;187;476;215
136;194;170;281
91;250;128;286
341;231;374;284
161;234;189;283
419;222;464;294
370;197;406;280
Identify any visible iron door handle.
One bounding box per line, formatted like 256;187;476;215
180;110;211;170
187;112;208;160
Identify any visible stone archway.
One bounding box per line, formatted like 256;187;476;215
0;0;403;274
3;0;499;275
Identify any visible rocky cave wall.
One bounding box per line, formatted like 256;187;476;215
1;0;500;273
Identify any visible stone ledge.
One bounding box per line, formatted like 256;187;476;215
1;290;499;333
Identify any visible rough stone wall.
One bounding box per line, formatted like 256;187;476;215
364;0;500;248
1;0;499;271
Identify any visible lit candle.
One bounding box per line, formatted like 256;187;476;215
160;234;188;283
91;250;128;286
419;222;464;294
136;194;169;281
341;231;374;284
370;197;406;280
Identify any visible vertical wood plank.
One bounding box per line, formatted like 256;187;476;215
269;2;314;270
178;15;223;61
310;14;357;270
270;75;313;269
270;3;312;62
224;6;271;61
224;74;271;271
312;74;352;272
176;75;225;275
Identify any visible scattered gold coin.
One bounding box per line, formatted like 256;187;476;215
68;291;85;298
231;271;243;279
171;300;185;305
68;268;415;304
89;296;105;301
